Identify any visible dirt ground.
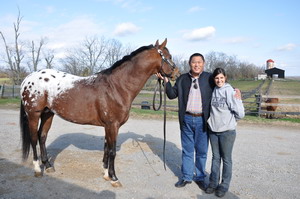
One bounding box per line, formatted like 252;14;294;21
1;108;300;199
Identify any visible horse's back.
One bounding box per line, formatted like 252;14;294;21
20;69;88;109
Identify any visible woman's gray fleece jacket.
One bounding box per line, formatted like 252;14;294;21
208;83;245;132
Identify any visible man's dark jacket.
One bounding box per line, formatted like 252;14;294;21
165;71;214;131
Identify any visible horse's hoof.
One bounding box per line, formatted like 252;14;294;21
45;167;55;173
103;175;111;181
111;180;122;187
34;172;43;177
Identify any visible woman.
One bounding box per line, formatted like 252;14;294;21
206;68;245;197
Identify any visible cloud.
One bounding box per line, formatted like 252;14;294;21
113;22;140;36
42;16;105;58
188;6;203;13
182;26;216;41
276;43;296;51
45;16;105;44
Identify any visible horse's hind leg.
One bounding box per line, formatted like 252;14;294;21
38;110;55;173
27;113;42;177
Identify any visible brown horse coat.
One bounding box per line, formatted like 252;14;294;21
265;98;279;118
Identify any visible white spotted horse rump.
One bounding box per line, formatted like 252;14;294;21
20;69;93;107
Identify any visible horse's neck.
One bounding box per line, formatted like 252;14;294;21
110;53;158;98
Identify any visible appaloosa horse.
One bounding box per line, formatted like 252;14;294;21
20;39;179;187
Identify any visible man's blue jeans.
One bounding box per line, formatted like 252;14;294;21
180;114;208;181
208;130;236;192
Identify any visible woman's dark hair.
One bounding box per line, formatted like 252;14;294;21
212;67;227;78
189;53;205;64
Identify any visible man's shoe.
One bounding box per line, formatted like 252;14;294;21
205;186;216;194
175;180;192;188
195;180;207;191
215;189;226;198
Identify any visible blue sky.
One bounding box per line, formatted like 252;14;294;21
1;0;299;76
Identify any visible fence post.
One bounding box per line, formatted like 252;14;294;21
255;93;262;117
12;84;15;98
0;84;4;98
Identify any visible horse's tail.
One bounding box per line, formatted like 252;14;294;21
20;101;31;161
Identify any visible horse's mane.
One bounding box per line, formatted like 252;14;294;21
100;44;154;75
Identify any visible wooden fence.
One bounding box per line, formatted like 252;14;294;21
258;95;300;116
2;84;300;117
241;92;300;116
0;84;21;98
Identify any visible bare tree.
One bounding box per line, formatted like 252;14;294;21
61;36;109;76
203;51;263;79
172;54;188;73
122;43;136;56
27;38;45;72
44;50;55;69
60;37;135;76
0;9;26;84
80;36;108;74
105;39;123;68
61;55;83;75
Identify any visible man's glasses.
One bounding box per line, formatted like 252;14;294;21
193;79;198;89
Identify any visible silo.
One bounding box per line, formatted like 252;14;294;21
266;59;274;69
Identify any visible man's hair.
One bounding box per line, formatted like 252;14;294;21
189;53;205;64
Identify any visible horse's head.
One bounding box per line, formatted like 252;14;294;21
155;39;180;81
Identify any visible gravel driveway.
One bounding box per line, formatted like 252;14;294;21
0;108;299;199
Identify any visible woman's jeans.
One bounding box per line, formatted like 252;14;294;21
181;114;208;181
208;130;236;192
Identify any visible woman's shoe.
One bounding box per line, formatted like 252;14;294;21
215;189;226;198
205;186;216;194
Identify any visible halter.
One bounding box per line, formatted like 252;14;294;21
157;49;176;76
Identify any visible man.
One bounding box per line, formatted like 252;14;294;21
157;53;214;190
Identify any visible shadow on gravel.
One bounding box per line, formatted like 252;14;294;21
196;192;240;199
0;158;116;199
46;131;182;178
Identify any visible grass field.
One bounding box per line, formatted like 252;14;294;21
0;78;12;84
229;79;264;92
270;79;300;96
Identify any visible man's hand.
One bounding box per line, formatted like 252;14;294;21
234;88;242;100
155;73;169;83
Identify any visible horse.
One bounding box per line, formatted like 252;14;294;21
19;39;180;187
265;97;279;119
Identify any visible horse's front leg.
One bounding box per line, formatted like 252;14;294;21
102;139;110;180
103;124;122;187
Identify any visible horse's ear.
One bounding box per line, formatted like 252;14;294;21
155;40;159;48
159;38;167;49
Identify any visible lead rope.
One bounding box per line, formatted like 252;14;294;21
163;80;167;170
153;78;162;111
152;78;167;170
